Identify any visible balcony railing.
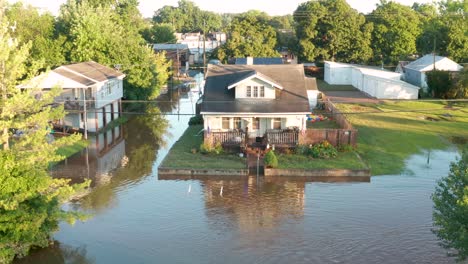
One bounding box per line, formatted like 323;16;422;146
62;99;95;111
210;130;245;145
265;129;299;145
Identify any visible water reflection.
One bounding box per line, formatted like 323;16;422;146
15;242;94;264
160;175;369;233
52;104;169;212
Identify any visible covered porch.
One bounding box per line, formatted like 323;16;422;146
203;115;305;148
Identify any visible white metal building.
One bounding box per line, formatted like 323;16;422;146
324;61;420;99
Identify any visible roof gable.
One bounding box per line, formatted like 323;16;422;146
227;71;284;90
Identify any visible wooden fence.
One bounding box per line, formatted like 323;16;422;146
208;130;245;145
266;130;299;145
300;98;358;146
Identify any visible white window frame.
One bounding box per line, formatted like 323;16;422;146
253;86;258;97
246;86;251;97
260;86;265;97
273;118;281;130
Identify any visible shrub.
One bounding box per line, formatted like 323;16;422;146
188;115;204;126
295;141;338;159
337;144;354;152
213;142;223;154
264;150;278;168
199;142;212;154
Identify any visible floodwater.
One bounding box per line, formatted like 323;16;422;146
16;92;460;264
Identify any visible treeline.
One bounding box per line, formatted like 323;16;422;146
150;0;467;65
6;0;171;100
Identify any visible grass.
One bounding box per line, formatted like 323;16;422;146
337;100;468;175
316;79;357;91
56;139;89;159
277;152;368;170
160;125;246;169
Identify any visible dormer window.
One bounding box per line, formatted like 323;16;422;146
260;86;265;97
253;86;258;97
246;86;251;97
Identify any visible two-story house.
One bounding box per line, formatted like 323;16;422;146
200;64;311;147
20;61;125;132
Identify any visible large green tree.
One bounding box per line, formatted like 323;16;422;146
153;0;221;33
294;0;372;63
142;23;177;44
215;11;279;63
0;4;86;262
58;0;171;100
432;148;468;261
5;2;66;69
368;0;422;64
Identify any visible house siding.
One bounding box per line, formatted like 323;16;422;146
404;68;422;87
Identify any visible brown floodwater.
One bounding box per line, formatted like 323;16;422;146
16;92;459;264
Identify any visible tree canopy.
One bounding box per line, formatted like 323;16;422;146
215;11;279;63
294;0;373;63
58;0;170;100
0;4;86;262
153;0;221;33
432;148;468;261
368;1;422;64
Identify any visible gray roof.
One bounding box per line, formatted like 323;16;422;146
405;54;463;72
305;77;318;91
153;44;189;50
61;61;124;83
235;57;283;65
201;64;309;114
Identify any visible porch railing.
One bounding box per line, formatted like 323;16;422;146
211;130;245;145
265;129;299;145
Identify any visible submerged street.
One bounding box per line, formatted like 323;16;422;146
16;92;459;264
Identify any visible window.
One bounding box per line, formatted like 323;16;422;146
234;117;242;129
246;86;251;97
222;117;230;129
253;86;258;97
107;82;112;95
260;86;265;97
252;118;260;130
273;118;281;129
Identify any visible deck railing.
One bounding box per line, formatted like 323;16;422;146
265;129;299;145
211;130;245;145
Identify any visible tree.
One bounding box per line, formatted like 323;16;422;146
0;3;86;262
153;0;221;33
216;12;279;63
368;0;422;64
432;148;468;261
142;23;176;44
294;0;372;63
452;67;468;98
5;2;66;69
58;0;171;100
426;70;452;98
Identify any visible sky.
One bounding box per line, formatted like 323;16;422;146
9;0;435;17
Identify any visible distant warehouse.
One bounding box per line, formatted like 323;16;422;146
324;61;420;99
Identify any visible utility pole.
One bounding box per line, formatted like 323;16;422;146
203;19;206;74
433;38;437;71
82;88;88;140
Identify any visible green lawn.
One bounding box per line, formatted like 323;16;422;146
56;139;89;159
307;119;340;129
316;79;357;91
337;101;468;175
160;125;246;169
277;152;368;170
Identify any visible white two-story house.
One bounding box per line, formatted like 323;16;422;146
200;64;311;146
20;61;125;133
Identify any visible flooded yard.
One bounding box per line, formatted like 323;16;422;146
16;93;459;264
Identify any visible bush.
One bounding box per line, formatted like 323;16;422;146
213;142;223;154
199;142;212;154
199;141;223;155
188;115;204;126
264;150;278;168
295;141;338;159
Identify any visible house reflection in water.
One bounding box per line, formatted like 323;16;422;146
159;175;369;233
51;125;126;187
